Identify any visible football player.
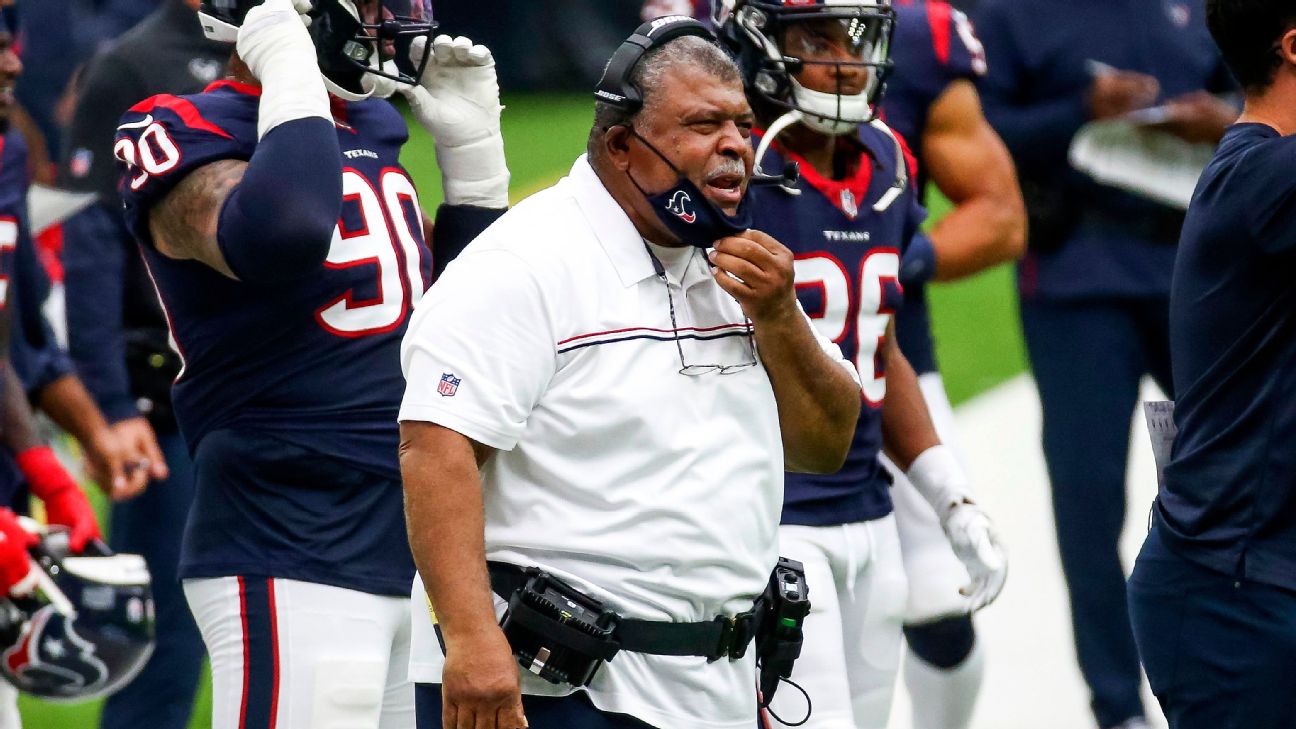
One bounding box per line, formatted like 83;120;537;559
880;3;1024;728
0;5;108;722
715;2;1007;727
645;2;1024;726
112;0;508;725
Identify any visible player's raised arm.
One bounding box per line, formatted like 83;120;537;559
140;0;342;282
396;35;510;276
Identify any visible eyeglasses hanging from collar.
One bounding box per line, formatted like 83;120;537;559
644;243;758;376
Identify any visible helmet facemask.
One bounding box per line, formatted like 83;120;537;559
311;0;437;101
722;1;895;136
198;0;438;101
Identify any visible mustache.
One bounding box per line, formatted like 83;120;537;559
704;158;748;184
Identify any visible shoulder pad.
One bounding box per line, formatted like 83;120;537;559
114;91;256;246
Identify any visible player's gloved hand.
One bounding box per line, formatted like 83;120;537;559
906;444;1007;611
17;446;102;554
236;0;330;139
941;500;1007;611
364;61;403;100
0;509;37;596
401;35;510;208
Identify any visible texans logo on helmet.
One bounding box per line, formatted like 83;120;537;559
665;190;697;223
2;607;110;698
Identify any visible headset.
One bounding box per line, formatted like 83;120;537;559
595;15;799;189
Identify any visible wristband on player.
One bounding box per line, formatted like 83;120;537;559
906;444;972;519
435;133;510;209
16;446;102;553
899;232;937;288
236;0;331;139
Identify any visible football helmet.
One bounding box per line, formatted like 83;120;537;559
715;0;896;135
0;522;154;703
198;0;438;100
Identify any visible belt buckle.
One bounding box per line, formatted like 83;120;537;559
711;612;755;662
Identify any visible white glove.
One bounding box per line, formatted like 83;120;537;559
365;61;402;100
401;35;509;208
906;445;1008;612
236;0;330;139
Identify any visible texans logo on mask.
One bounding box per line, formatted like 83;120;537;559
665;190;697;223
2;607;110;699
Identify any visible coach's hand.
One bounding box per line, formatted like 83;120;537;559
441;627;527;729
708;230;798;325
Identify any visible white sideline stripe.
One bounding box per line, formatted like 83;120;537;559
887;374;1169;729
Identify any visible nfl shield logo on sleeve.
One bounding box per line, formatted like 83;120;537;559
437;373;462;397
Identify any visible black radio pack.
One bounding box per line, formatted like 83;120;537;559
496;567;621;687
756;557;811;706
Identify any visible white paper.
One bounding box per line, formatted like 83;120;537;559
1142;401;1177;490
1069;119;1215;211
28;184;97;237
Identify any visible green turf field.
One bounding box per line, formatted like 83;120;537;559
20;93;1027;728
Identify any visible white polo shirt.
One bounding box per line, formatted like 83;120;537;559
399;155;856;729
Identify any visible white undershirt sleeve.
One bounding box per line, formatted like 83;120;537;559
398;249;556;450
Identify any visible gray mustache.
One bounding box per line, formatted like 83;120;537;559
705;159;748;183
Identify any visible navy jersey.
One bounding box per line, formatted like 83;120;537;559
1156;124;1296;592
0;132;32;509
753;124;926;526
115;81;431;595
884;0;987;375
0;131;27;319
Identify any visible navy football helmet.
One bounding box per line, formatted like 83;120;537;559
715;0;896;135
198;0;438;100
0;523;154;703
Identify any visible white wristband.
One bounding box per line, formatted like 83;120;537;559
436;134;510;209
257;63;331;140
905;444;971;519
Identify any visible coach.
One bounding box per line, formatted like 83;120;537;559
398;18;861;729
1128;3;1296;728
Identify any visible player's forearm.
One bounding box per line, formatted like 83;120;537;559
37;376;112;450
930;194;1027;281
399;422;501;647
880;341;940;470
755;312;860;473
0;360;41;455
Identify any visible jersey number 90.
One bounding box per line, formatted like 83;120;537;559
317;168;426;337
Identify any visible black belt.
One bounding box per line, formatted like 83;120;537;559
488;562;756;662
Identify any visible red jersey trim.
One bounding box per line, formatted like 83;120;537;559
128;94;234;140
928;1;953;66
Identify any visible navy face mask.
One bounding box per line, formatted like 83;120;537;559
624;127;754;249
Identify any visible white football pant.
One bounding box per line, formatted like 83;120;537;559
184;577;413;729
767;516;908;729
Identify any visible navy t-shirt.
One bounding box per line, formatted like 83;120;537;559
975;0;1231;301
752;124;926;526
1156;123;1296;591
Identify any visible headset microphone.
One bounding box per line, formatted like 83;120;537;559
749;161;800;189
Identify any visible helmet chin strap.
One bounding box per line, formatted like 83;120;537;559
754;110;805;197
789;77;875;136
324;74;373;102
